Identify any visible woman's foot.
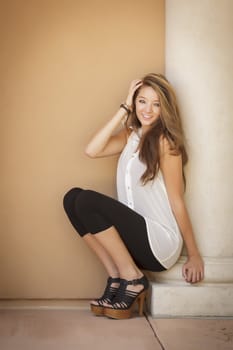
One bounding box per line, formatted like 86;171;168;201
104;275;149;319
90;277;120;316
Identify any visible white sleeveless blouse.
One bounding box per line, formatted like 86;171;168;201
116;130;183;269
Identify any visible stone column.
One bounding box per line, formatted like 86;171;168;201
148;0;233;317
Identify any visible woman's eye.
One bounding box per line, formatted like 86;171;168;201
138;99;146;103
154;103;160;107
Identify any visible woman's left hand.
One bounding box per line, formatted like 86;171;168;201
182;255;204;283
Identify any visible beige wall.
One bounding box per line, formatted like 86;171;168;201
0;0;164;298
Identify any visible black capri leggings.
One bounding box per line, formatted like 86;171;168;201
63;187;166;272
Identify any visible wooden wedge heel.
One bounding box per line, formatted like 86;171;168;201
104;275;149;320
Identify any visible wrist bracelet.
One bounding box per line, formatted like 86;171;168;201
120;103;131;116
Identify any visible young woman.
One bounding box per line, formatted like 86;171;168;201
63;73;204;320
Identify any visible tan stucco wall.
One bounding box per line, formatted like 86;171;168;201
0;0;164;298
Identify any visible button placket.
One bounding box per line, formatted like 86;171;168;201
125;155;135;209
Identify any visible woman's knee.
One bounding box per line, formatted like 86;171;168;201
74;189;98;214
63;187;83;213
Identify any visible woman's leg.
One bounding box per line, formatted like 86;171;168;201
63;188;146;298
63;188;164;315
63;187;142;282
69;189;162;296
94;226;142;280
68;189;145;281
83;234;119;278
63;188;120;279
71;189;165;272
64;188;123;310
93;226;145;303
83;234;121;308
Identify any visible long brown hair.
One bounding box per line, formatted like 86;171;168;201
126;73;188;185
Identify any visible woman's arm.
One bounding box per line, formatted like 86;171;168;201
85;79;142;158
85;108;129;158
159;139;204;283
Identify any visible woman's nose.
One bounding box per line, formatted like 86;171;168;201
145;103;152;112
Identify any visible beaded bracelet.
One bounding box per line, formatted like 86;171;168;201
120;103;131;116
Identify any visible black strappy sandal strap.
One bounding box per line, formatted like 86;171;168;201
111;275;149;310
94;277;120;306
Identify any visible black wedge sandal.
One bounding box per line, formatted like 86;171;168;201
104;275;149;319
90;277;120;316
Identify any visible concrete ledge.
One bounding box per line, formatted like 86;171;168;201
148;283;233;317
146;256;233;317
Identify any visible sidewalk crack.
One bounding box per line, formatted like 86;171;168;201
144;312;165;350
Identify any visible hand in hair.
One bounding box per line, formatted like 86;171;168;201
125;79;143;109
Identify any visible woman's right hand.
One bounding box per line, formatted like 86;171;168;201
125;79;143;109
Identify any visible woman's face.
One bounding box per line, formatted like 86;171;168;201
135;86;161;133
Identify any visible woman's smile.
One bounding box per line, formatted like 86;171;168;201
141;112;153;120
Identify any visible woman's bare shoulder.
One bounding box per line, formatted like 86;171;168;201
159;134;170;155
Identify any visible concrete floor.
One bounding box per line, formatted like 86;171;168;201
0;302;232;350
